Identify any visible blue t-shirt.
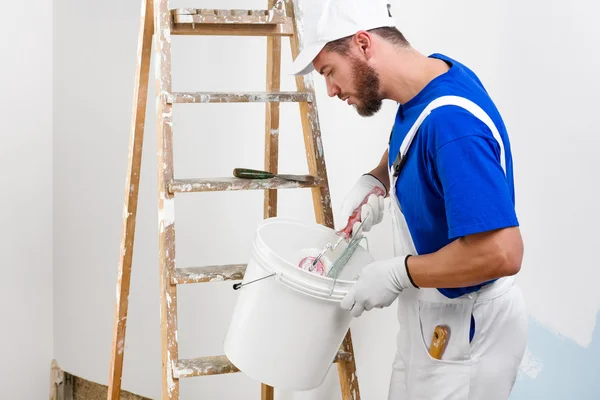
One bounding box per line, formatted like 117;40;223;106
388;53;519;299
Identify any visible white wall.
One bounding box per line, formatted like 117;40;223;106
53;0;599;399
0;1;54;399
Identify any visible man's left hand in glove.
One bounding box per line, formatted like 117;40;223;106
340;255;418;317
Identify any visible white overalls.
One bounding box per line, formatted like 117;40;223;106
387;96;528;400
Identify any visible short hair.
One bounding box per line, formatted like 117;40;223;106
323;27;410;55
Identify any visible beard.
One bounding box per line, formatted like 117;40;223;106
348;56;383;117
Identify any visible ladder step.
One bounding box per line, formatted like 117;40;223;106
172;8;287;25
174;356;240;379
171;8;294;37
172;265;246;285
166;91;312;104
174;352;353;379
169;177;321;193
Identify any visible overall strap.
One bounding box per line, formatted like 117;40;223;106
391;95;506;178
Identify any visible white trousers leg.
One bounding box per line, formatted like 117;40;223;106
387;277;528;400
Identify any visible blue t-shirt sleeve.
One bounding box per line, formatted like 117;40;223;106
432;126;519;239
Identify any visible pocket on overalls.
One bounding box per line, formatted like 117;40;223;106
406;300;474;399
416;300;474;363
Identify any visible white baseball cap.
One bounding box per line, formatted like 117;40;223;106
289;0;396;76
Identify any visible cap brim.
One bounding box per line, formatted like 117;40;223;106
288;41;328;76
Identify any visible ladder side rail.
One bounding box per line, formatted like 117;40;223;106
107;0;154;398
154;0;180;398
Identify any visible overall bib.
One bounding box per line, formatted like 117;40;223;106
386;96;528;399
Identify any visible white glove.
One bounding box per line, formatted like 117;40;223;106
339;174;387;236
340;255;417;317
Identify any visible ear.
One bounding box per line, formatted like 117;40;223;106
353;31;373;60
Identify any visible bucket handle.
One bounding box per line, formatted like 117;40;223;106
232;272;276;290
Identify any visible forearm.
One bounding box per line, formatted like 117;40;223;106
406;227;523;288
367;149;389;195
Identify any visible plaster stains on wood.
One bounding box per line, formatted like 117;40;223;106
290;0;305;49
50;360;63;400
172;8;287;25
170;6;293;37
169;177;321;193
159;196;175;228
337;331;361;400
174;356;240;378
334;351;354;363
171;8;196;16
316;137;324;158
172;264;247;284
166;91;311;104
273;0;286;11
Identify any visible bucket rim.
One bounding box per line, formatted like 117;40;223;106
250;239;352;302
254;216;365;286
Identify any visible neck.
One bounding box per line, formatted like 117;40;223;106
378;47;449;104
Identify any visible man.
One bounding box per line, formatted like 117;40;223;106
290;0;528;399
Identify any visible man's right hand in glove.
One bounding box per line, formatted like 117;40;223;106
339;174;388;237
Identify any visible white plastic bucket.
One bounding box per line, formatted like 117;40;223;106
223;217;373;391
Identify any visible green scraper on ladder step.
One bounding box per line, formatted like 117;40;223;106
233;168;315;183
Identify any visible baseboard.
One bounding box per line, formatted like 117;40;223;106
50;360;152;400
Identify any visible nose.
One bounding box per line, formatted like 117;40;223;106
326;78;340;98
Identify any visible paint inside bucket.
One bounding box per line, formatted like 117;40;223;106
296;248;333;276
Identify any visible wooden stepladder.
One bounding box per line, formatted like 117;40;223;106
107;0;361;399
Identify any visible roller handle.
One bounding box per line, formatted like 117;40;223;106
337;186;386;240
233;168;275;179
